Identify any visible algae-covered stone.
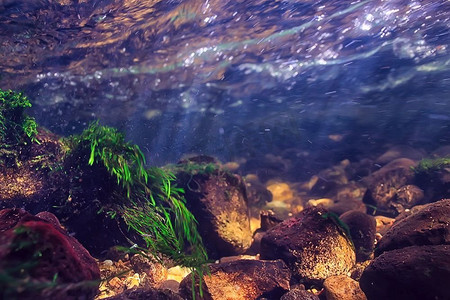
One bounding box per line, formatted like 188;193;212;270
260;207;355;284
179;259;290;300
172;156;253;259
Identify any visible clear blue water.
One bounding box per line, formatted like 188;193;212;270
0;0;449;175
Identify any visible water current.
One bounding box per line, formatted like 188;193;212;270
0;0;449;172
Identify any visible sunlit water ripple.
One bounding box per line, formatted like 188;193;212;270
0;0;449;165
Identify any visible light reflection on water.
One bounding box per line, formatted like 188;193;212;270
0;0;449;167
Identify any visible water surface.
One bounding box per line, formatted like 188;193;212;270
0;0;449;171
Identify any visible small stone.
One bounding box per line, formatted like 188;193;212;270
103;260;114;267
124;273;140;289
280;288;320;300
266;182;295;202
158;279;181;293
374;216;395;235
108;277;125;294
395;185;424;209
323;275;367;300
307;198;334;209
167;266;191;282
130;254;167;287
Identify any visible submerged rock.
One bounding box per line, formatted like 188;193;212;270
179;259;290;300
323;275;366;300
340;210;376;262
361;199;450;300
375;145;425;165
172;156;253;259
329;182;367;215
0;208;100;299
280;288;319;300
104;287;183;300
0;128;65;212
260;207;355;284
375;199;450;256
308;160;350;197
413;157;450;204
129;254;168;288
360;245;450;300
363;158;417;215
392;184;424;211
244;175;273;208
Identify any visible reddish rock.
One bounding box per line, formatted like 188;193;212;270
179;259;290;300
104;288;183;300
280;288;319;300
375;199;450;256
260;207;355;284
323;275;366;300
0;208;100;299
360;245;450;300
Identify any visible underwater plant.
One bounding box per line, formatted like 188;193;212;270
413;157;450;174
0;89;39;146
64;122;209;297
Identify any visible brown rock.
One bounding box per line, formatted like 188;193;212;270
179;259;291;300
360;245;450;300
173;157;253;259
374;216;395;235
363;158;417;214
394;184;424;210
259;209;283;231
340;210;376;262
245;176;273;207
350;260;371;281
375;199;450;256
375;145;425;165
280;288;320;300
130;254;168;287
323;275;366;300
260;207;355;284
309;161;349;197
329;182;367;215
104;287;183;300
158;280;180;294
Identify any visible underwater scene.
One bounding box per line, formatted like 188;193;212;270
0;0;449;299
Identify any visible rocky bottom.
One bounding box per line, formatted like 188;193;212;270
1;142;450;300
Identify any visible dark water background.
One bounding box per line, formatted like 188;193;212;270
0;0;449;179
